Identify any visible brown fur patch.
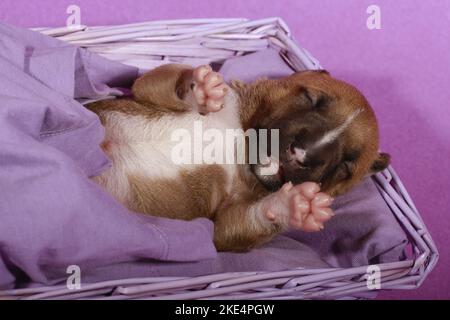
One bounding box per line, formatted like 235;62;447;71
128;165;228;221
132;64;194;113
213;166;278;251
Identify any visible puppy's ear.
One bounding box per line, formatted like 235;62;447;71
317;69;330;75
296;69;330;75
371;152;390;173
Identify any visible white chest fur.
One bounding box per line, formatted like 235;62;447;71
95;91;241;205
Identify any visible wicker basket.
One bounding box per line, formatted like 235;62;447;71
12;17;437;300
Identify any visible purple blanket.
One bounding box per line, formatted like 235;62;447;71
0;23;407;290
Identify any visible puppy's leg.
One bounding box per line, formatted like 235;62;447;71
131;64;228;115
131;64;194;112
213;181;334;251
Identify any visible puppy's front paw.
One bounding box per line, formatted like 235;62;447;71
192;65;228;114
262;182;334;232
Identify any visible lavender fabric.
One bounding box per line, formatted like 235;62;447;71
0;23;217;290
0;24;407;290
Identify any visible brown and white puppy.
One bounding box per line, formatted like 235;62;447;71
87;64;389;252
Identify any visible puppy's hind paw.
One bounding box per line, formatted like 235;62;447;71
260;181;335;232
293;182;335;232
192;65;228;114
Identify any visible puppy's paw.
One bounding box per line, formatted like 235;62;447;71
192;65;228;114
262;182;334;232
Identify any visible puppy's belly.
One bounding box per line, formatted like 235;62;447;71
94;101;241;219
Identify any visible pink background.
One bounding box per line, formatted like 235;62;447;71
1;0;449;299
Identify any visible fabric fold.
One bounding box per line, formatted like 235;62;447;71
0;23;217;289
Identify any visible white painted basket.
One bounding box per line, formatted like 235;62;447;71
12;17;437;300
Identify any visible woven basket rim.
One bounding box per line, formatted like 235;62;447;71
7;17;438;300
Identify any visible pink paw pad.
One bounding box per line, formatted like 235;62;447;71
192;65;228;114
263;181;335;232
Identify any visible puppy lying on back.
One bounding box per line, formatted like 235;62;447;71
87;64;390;251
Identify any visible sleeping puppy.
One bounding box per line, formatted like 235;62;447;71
247;70;391;196
87;64;390;251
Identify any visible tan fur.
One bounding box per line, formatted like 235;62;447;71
128;165;228;220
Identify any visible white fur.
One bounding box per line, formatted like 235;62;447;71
293;147;307;163
313;109;363;149
95;90;241;205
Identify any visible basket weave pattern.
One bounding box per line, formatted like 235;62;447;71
6;18;437;300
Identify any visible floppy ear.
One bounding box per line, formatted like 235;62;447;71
317;69;330;75
295;69;330;76
371;152;391;173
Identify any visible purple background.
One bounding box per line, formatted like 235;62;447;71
1;0;449;299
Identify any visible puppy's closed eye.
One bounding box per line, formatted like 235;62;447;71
313;95;329;109
334;161;352;181
334;150;359;180
299;88;329;109
302;88;314;106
